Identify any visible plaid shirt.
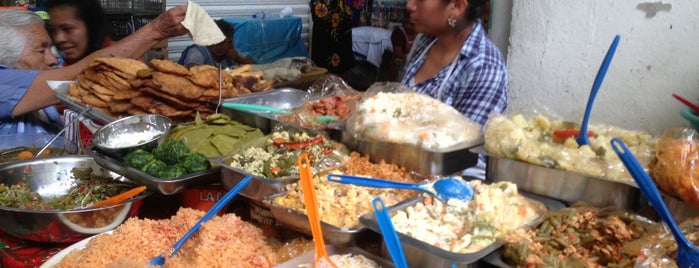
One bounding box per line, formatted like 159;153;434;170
402;20;508;127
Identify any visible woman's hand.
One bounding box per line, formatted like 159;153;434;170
149;5;189;40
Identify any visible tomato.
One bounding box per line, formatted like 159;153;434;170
551;129;596;143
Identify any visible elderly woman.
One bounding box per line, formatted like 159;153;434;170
0;7;187;135
402;0;507;178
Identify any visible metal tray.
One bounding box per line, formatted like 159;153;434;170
92;153;221;195
358;193;556;268
221;88;311;133
51;80;117;124
274;244;395;268
215;157;299;202
477;146;699;222
336;130;482;176
265;192;381;247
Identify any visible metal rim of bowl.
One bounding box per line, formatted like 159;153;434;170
93;114;172;150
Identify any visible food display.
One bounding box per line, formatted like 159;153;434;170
63;57;274;123
390;181;544;253
168;113;264;158
485;113;657;182
347;91;482;150
52;208;278;267
0;168;131;210
650;128;699;210
501;206;659;267
122;140;211;179
299;254;380;268
226;130;345;179
270;152;421;229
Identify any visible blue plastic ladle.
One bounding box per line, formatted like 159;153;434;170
611;138;699;267
372;197;408;268
326;174;473;202
147;174;253;267
576;34;620;146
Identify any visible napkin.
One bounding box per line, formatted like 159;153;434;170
181;0;226;46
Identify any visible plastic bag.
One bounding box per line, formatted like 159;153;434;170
633;217;699;268
275;75;362;129
345;82;482;150
484;107;657;182
650;128;699;210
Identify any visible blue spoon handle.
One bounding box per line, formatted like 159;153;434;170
170;175;253;256
577;34;620;146
373;198;408;268
611;138;693;248
327;174;423;191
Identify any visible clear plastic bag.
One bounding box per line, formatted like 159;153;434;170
346;82;482;150
650;128;699;210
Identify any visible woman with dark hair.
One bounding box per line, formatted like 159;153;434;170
402;0;507;178
46;0;113;66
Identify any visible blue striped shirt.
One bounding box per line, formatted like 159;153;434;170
401;20;508;127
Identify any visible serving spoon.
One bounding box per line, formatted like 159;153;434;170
576;35;620;146
326;174;474;202
147;174;253;267
611;138;699;267
673;93;699;115
297;153;337;268
221;103;338;123
372;197;408;268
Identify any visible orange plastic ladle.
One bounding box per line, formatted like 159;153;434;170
87;185;147;208
297;153;337;268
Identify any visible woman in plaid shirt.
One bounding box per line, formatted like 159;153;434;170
401;0;507;178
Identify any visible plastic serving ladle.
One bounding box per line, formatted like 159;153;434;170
327;174;474;202
297;153;337;268
576;35;620;146
372;197;408;268
611;138;699;267
221;103;338;123
147;174;253;267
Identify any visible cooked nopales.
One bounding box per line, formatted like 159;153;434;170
67;57;274;123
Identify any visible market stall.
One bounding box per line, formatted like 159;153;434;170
0;51;698;267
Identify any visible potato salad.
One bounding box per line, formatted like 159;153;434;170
390;180;544;253
484;113;657;182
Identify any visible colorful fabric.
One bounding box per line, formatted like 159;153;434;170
401;20;507;127
310;0;355;75
0;69;63;135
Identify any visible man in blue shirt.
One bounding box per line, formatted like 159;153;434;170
0;7;189;135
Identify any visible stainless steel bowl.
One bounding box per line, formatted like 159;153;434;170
0;134;79;161
92;114;172;159
0;155;149;243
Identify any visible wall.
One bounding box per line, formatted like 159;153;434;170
166;0;311;61
506;0;698;134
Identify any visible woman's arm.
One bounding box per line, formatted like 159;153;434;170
13;5;189;117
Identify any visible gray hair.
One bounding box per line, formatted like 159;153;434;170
0;10;44;68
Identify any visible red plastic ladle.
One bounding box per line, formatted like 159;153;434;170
673;93;699;115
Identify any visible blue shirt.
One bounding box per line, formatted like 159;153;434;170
178;45;242;69
402;20;508;127
0;69;63;135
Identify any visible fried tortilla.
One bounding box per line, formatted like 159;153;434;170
81;93;108;107
90;57;148;79
109;100;133;113
141;87;200;109
150;59;191;76
151;72;204;100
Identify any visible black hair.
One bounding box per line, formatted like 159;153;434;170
214;19;234;40
46;0;110;56
465;0;486;23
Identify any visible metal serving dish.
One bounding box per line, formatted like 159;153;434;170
336;130;482;176
52;80;116;124
265;192;377;247
92;153;220;195
0;155;148;243
275;244;395;268
478;146;699;222
221;88;310;133
358;193;557;267
215;158;299;202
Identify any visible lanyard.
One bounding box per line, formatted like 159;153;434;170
414;38;460;102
